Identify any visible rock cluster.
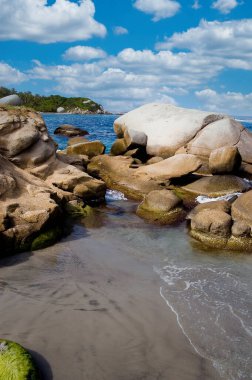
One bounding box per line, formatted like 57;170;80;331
0;106;106;256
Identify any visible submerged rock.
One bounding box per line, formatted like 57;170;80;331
136;190;185;224
54;124;89;137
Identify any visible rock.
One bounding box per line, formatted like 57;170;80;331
54;124;89;137
67;141;105;158
231;191;252;227
136;190;185;224
187;200;231;219
57;107;65;113
110;138;127;156
209;146;241;174
146;157;164;165
0;94;22;106
182;175;249;198
67;136;89;146
136;154;202;179
191;209;232;237
0;339;39;379
232;221;251;237
57;152;89;169
114;103;252;164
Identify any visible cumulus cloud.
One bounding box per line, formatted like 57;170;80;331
0;0;106;43
156;19;252;70
63;46;107;61
113;26;129;35
195;88;252;114
133;0;181;21
212;0;239;14
0;63;27;85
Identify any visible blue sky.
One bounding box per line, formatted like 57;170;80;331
0;0;252;114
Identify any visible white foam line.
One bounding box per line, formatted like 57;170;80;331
159;286;203;357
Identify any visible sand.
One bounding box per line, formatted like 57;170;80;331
0;221;221;380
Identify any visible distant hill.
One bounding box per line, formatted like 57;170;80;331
0;87;106;114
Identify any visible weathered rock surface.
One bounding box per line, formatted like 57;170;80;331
136;190;185;224
54;124;89;137
114;103;252;166
182;175;249;198
136;154;202;180
191;209;232;237
67;140;105;158
231;191;252;227
209;146;241;174
0;94;22;106
0;106;107;256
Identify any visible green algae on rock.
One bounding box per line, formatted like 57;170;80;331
31;227;62;251
0;339;39;380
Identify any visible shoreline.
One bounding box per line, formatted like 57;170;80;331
0;221;221;380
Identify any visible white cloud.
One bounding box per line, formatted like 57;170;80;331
113;26;129;35
63;46;107;61
192;0;201;9
156;19;252;70
0;63;27;85
212;0;239;14
0;0;106;43
195;88;252;114
133;0;181;21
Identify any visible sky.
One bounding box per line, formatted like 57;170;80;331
0;0;252;114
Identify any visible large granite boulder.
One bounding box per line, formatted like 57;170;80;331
114;103;252;166
0;94;22;106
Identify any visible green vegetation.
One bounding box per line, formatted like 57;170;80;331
0;87;104;113
0;339;40;380
31;227;62;251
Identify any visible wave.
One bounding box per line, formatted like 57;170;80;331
105;189;127;201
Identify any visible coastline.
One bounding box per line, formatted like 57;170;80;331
0;221;221;380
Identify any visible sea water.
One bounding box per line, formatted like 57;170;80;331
41;113;252;380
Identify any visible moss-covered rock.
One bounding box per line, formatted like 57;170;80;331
0;339;40;380
31;227;62;251
65;201;94;218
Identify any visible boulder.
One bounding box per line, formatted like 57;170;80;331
209;146;241;174
54;124;89;137
136;190;185;224
0;94;22;106
136;154;202;179
191;209;232;237
110;138;127;156
146;157;164;165
57;107;65;113
182;175;249;198
231;221;251;237
231;191;252;227
114;103;252;164
67;136;89;146
187;200;231;220
67;141;105;158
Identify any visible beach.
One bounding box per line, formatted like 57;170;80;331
0;200;221;380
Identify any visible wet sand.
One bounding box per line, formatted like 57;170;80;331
0;223;221;380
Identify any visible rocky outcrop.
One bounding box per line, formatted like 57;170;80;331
136;190;185;224
0;106;106;256
114;104;252;169
0;94;22;106
189;192;252;251
54;124;89;137
88;154;201;200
